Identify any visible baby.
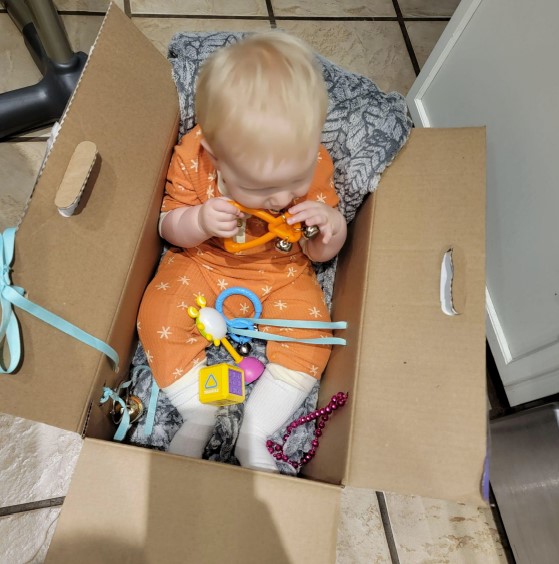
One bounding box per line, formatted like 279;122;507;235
138;32;347;472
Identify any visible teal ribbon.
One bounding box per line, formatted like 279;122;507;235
144;377;159;437
127;364;158;437
229;318;348;346
0;227;119;373
99;386;130;442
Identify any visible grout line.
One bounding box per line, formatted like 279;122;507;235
108;13;452;22
276;15;397;21
391;0;420;76
272;16;451;22
0;497;65;518
376;492;401;564
265;0;277;28
130;13;270;20
402;16;452;21
57;10;106;16
2;7;450;22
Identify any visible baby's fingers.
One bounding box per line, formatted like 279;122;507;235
315;223;332;245
214;219;241;238
287;209;321;226
213;197;243;215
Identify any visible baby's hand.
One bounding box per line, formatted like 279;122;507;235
198;198;244;238
287;201;343;245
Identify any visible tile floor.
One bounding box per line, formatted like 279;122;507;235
0;1;509;562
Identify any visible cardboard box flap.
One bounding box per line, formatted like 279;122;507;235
0;5;179;432
343;128;487;503
47;439;341;563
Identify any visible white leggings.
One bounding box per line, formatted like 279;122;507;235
164;362;316;471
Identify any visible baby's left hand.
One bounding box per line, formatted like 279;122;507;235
287;201;343;245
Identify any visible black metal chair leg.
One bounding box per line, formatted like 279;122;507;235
0;0;87;140
0;52;87;139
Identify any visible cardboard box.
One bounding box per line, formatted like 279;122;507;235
0;5;487;562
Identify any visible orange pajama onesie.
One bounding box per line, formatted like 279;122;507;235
138;126;339;389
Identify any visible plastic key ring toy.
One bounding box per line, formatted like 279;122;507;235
223;201;319;253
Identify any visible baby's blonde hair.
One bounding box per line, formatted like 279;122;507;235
195;32;328;165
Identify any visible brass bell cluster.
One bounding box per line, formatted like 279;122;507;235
110;385;144;426
275;223;320;253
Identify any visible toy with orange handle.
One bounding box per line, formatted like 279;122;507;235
224;201;319;253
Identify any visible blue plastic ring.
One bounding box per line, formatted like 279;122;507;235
215;287;262;344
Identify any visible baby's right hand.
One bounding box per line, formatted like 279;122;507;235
198;197;244;238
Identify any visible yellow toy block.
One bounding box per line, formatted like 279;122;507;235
199;363;245;406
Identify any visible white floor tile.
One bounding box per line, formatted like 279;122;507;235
130;0;268;16
0;141;46;230
398;0;460;18
134;17;271;57
272;0;395;18
0;507;61;564
0;414;82;507
278;20;416;95
55;0;125;11
406;20;449;69
337;487;391;563
0;14;43;95
385;493;508;563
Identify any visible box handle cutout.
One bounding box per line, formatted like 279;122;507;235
440;248;459;316
54;140;97;217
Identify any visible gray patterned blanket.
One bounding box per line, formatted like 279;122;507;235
125;32;412;474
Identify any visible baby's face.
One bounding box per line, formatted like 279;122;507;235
213;146;318;212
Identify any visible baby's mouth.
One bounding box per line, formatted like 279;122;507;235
268;207;288;215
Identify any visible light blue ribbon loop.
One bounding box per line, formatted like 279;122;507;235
0;227;119;374
228;317;348;346
240;318;347;330
99;387;130;442
144;377;159;437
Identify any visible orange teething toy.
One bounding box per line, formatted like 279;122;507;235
224;202;305;253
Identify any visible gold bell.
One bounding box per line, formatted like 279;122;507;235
303;225;320;239
112;395;144;425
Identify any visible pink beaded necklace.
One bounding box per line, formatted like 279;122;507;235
267;391;349;469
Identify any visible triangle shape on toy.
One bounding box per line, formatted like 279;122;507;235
204;374;218;389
